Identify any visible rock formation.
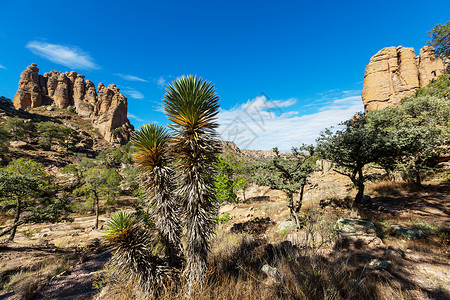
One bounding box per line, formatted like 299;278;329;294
13;64;134;144
362;46;445;111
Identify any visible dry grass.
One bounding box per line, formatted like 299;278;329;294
100;208;441;300
365;179;438;198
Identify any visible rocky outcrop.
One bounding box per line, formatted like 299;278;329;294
13;64;134;144
362;46;445;111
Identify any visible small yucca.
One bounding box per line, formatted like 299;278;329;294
106;211;172;297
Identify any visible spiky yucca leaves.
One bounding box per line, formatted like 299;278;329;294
164;75;220;287
105;211;173;297
132;124;183;268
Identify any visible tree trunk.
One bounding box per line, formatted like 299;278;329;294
8;199;21;242
294;185;305;213
242;188;246;202
415;171;422;187
94;192;99;230
287;194;301;229
351;168;364;218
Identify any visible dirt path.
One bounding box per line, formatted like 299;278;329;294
34;249;111;300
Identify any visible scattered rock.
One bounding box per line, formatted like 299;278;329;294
369;259;391;270
385;247;405;261
391;225;424;240
362;46;444;112
9;140;28;148
261;264;281;284
230;217;273;234
276;220;297;235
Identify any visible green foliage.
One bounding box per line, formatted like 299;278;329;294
4;157;47;178
3;117;32;141
74;167;122;229
317;114;394;214
75;168;122;205
105;211;137;238
428;21;450;60
214;212;234;224
96;142;134;167
61;164;78;175
122;166;140;192
36;121;79;151
414;74;450;100
369;96;449;185
214;151;252;204
214;156;237;203
0;126;10;160
25;196;73;224
0;158;70;241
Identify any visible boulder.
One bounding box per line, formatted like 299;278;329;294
335;218;382;246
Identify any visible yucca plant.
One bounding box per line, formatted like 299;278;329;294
132;123;183;269
164;75;220;288
105;211;171;297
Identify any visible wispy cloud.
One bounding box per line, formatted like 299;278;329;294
128;113;145;123
154;76;171;89
154;104;165;113
114;73;148;82
26;41;100;70
0;64;6;69
122;88;144;99
218;93;363;152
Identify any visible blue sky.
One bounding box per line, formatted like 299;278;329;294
0;0;449;151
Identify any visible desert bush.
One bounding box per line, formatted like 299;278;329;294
0;158;71;241
0;96;13;109
256;145;318;227
3;116;32;141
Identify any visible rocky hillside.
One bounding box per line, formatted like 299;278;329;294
13;64;134;144
362;46;445;111
220;141;289;159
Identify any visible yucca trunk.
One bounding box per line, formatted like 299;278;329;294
140;167;183;268
133;124;183;269
175;137;218;285
164;75;220;289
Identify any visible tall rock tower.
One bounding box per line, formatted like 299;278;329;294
361;46;445;111
13;64;134;144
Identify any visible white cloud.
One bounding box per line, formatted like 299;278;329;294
114;73;148;82
26;41;99;70
122;88;144;99
218;93;363;152
0;64;6;69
